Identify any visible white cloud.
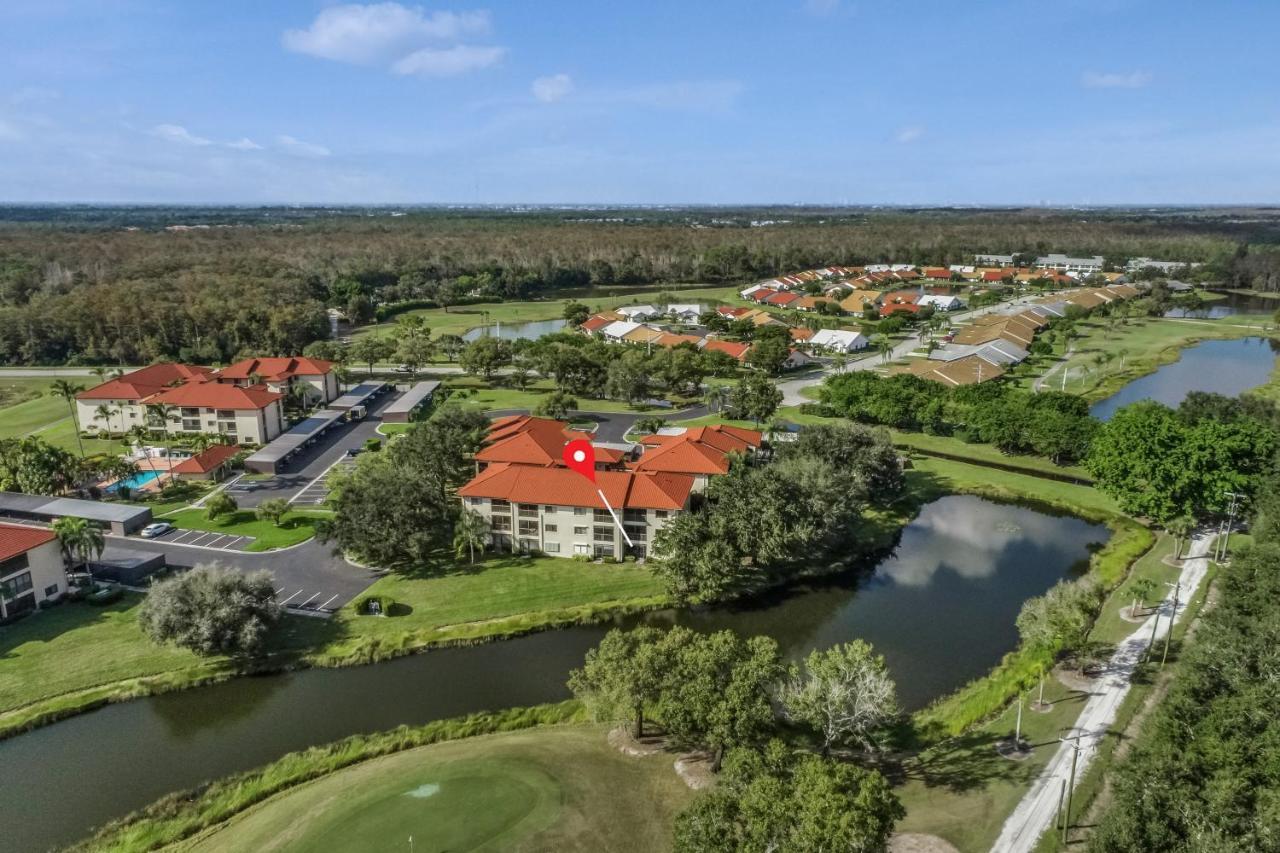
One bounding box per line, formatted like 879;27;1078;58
283;3;499;76
895;125;924;143
151;124;212;146
226;137;263;151
1081;70;1152;89
276;135;331;158
392;44;504;76
531;73;573;103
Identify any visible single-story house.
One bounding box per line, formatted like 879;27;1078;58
918;293;965;310
762;291;802;309
839;289;884;315
792;296;831;312
809;329;869;353
666;304;706;323
617;305;662;321
171;443;240;481
783;349;815;369
601;320;643;342
700;339;752;362
622;325;666;346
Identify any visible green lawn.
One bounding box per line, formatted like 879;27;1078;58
906;455;1121;517
1088;531;1182;645
0;594;228;731
445;376;653;413
306;553;667;662
0;377;136;455
355;284;745;340
159;509;323;551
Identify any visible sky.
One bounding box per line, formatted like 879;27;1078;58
1;0;1278;205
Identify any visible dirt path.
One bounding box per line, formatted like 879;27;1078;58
990;532;1213;852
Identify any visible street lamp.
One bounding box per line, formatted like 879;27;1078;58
1217;491;1244;563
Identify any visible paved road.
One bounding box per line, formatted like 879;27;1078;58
489;402;711;445
109;533;381;614
992;533;1214;852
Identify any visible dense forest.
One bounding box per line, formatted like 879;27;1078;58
2;206;1280;365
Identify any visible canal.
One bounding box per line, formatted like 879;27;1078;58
0;495;1106;852
1090;336;1279;420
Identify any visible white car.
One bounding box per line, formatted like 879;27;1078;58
140;522;175;538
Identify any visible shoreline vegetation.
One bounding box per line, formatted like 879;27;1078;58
0;453;1143;748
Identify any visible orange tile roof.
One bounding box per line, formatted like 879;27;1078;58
655;332;703;348
762;291;801;307
147;380;282;410
215;357;334;382
923;268;952;279
0;523;57;563
701;339;752;361
76;363;214;401
790;327;815;342
459;464;692;510
171;443;240;474
479;417;575;466
580;314;615;333
630;425;761;476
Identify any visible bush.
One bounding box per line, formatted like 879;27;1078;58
204;491;238;520
255;498;289;527
87;585;124;606
139;564;280;657
354;594;394;616
363;437;382;453
797;402;837;418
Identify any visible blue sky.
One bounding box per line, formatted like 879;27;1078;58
1;0;1277;204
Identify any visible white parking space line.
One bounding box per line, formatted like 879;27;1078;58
297;591;322;608
205;535;230;549
316;594;340;611
278;589;304;605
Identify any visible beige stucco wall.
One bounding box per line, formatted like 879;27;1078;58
462;497;684;559
0;538;66;618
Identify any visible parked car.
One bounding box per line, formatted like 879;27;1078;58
345;447;361;458
140;522;175;538
393;364;413;374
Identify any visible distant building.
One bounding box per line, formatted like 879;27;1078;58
809;329;869;353
1034;254;1105;273
1126;257;1198;274
0;523;66;619
975;254;1016;267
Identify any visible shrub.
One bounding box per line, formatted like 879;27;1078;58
139;564;280;657
87;585;124;606
255;498;289;527
204;492;238;520
797;402;837;418
363;437;382;453
353;594;394;616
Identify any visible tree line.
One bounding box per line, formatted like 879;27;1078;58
0;208;1257;365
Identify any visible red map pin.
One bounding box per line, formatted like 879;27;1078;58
562;439;596;483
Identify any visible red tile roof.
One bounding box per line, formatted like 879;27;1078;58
580;314;614;333
147;380;282;410
171;443;239;474
982;270;1011;281
215;357;334;382
76;363;214;401
700;340;752;361
762;291;801;307
459;464;692;511
630;425;761;476
923;268;952;279
749;288;781;303
0;523;57;563
790;328;815;342
716;306;751;318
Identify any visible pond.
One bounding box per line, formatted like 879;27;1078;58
462;318;568;342
0;495;1105;853
1090;337;1279;420
1164;289;1277;319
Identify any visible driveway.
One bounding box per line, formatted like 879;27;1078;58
487;402;711;445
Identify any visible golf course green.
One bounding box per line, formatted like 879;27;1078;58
180;726;692;852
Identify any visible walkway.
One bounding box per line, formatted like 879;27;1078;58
991;532;1214;852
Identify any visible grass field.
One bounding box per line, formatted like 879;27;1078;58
181;725;690;853
158;508;324;551
355;284;745;340
0;376;124;454
444;376;656;414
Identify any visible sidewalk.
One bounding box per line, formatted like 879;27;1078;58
991;532;1213;852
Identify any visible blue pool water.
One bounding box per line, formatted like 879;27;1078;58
106;470;163;493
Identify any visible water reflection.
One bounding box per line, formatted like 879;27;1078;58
461;318;568;342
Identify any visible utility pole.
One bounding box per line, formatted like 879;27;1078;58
1161;580;1182;669
1014;693;1024;746
1055;778;1067;833
1145;606;1161;662
1061;735;1082;844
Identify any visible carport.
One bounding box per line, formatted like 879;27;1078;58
243;409;346;475
0;491;153;535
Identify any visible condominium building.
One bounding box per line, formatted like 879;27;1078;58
0;524;66;620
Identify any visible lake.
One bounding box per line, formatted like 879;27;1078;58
0;495;1105;852
1090;336;1279;420
462;318;568;342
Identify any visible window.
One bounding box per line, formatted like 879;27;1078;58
467;497;484;506
573;526;588;536
43;583;59;597
574;543;591;556
0;571;33;601
518;504;538;518
0;553;30;578
544;523;557;533
593;526;614;543
545;542;560;554
623;509;645;523
491;516;511;532
594;509;612;523
518;520;539;536
216;410;234;419
573;507;588;516
491;499;510;512
624;525;647;542
543;505;556;513
182;419;201;431
655;510;669;519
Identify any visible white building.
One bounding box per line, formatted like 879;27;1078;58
1126;257;1199;274
666;304;706;322
617;304;662;321
1035;254;1105;273
918;294;966;310
601;320;643;342
0;524;67;619
809;329;869;353
975;254;1016;266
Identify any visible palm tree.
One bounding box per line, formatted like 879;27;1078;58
1167;516;1194;560
453;509;490;565
1117;348;1130;370
128;425;157;479
52;516;105;582
93;403;119;437
705;384;730;413
51;379;86;457
145;402;176;446
876;337;894;364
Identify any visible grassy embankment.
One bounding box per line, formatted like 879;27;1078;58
1016;314;1278;401
0;376;121;455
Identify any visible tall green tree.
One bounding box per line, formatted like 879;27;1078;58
568;626;669;738
781;641;899;756
51;516;105;576
452;508;489;564
50;379;86;457
729;373;782;427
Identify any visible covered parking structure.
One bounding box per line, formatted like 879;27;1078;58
243;409;346;475
381;380;441;423
0;492;153;535
329;381;391;413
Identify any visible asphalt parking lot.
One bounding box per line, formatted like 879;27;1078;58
288;455;359;506
148;527;256;551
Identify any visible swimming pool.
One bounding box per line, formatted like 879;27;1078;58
106;470;165;493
